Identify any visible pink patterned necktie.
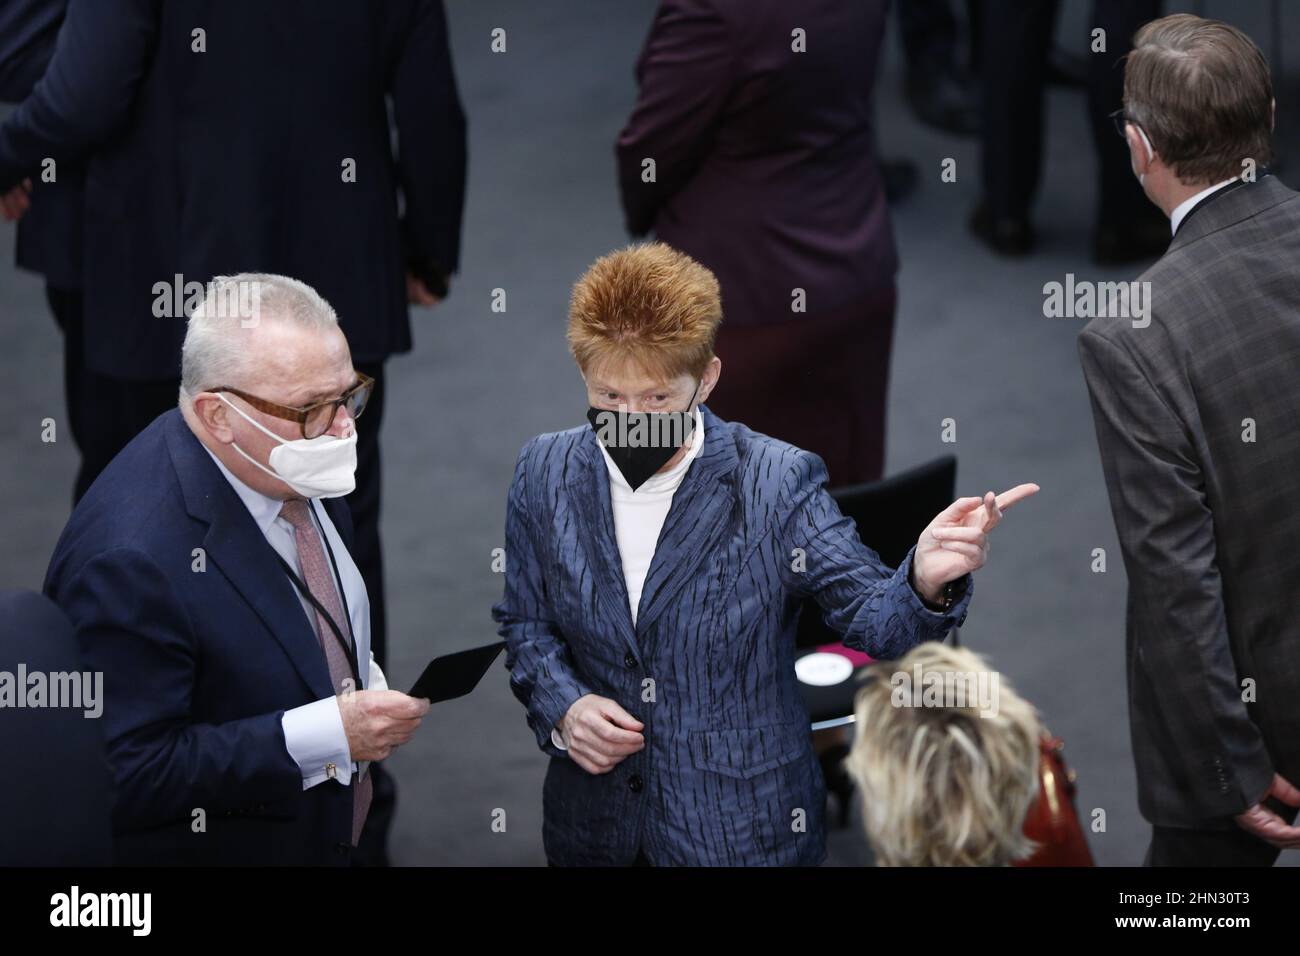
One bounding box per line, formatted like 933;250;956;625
279;498;372;846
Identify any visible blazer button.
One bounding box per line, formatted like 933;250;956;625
628;774;644;793
624;652;637;669
335;842;351;855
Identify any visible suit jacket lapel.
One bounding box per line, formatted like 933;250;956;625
164;412;335;700
633;405;738;638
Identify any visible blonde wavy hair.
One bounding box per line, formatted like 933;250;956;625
845;641;1042;866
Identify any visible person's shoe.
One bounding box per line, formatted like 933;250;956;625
1092;217;1170;265
905;66;981;136
969;200;1035;256
881;158;919;204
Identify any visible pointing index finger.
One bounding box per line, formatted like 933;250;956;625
994;483;1040;512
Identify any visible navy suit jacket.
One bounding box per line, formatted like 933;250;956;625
0;0;61;99
0;0;82;289
44;409;367;865
0;0;466;378
493;405;972;865
617;0;897;327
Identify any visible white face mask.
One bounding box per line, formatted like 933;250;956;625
218;394;358;498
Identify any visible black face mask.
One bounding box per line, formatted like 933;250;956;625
587;381;700;492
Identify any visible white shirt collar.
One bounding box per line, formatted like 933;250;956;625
1169;177;1238;236
597;405;705;493
202;446;288;535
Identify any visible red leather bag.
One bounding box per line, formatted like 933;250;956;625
1016;732;1096;866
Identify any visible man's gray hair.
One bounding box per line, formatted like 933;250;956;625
180;273;339;398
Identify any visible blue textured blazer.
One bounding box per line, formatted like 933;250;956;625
493;404;973;866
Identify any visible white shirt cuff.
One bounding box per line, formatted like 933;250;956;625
551;726;568;751
282;696;355;790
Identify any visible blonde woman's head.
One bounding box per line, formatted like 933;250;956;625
845;641;1042;866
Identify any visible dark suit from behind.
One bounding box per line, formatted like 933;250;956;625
0;0;466;380
1079;175;1300;863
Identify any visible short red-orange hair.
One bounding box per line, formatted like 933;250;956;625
567;242;721;382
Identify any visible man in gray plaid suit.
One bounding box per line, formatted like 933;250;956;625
1079;14;1300;865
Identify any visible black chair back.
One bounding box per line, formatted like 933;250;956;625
795;455;957;650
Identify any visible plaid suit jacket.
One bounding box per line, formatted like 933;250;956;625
1079;174;1300;828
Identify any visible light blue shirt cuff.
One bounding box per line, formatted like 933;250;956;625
282;696;355;790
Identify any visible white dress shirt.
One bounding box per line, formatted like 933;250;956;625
204;449;386;790
1169;177;1238;235
551;407;705;750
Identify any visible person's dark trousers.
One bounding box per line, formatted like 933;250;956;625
1087;0;1163;230
979;0;1058;220
349;359;394;866
981;0;1162;226
1145;802;1298;866
897;0;981;73
897;0;959;72
45;285;179;504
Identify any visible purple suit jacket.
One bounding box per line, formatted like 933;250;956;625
617;0;897;327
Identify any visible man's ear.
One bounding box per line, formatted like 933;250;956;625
192;393;235;443
1127;123;1154;171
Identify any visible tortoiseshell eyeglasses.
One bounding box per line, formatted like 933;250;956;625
206;372;375;439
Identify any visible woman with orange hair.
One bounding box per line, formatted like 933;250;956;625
492;242;1037;866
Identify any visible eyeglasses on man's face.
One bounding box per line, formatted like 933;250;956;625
207;372;375;439
1109;108;1140;141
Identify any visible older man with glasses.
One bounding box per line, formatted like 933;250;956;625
43;273;429;866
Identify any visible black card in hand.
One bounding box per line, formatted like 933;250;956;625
408;641;506;703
